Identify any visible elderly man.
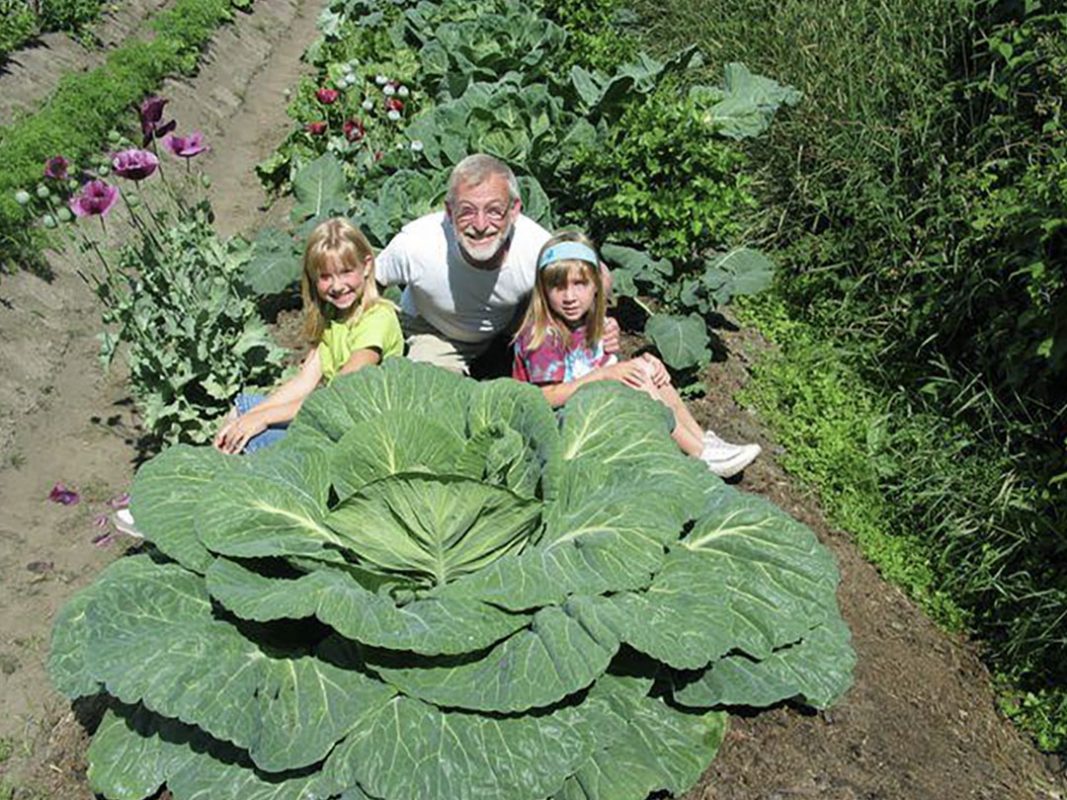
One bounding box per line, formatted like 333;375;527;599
376;153;616;374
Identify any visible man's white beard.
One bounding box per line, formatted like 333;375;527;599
458;218;514;265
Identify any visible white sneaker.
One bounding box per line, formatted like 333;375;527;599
113;508;144;539
700;432;761;478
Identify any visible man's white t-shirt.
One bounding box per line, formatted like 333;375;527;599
376;212;551;344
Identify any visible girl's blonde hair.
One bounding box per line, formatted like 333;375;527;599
517;230;606;351
300;218;383;344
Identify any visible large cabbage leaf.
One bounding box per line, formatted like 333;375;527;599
50;360;853;800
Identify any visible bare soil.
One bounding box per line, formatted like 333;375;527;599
0;3;1065;799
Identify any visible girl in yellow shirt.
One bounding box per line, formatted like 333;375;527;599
214;218;402;455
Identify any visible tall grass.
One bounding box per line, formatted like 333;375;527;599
632;0;1067;752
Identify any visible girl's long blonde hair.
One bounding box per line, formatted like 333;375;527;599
300;218;384;344
517;230;606;351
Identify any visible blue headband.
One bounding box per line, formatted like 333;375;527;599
537;242;598;271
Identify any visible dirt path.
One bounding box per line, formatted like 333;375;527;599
0;0;312;790
0;1;1065;798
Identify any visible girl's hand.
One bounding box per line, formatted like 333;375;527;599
607;360;654;390
214;412;268;455
639;353;671;387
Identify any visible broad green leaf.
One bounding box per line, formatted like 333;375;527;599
130;444;241;573
48;588;100;698
327;475;541;586
373;602;620;712
557;382;676;466
330;412;466;499
242;227;300;296
292;359;468;444
552;674;727;800
197;446;341;561
674;617;855;710
325;694;602;800
206;558;532;656
433;474;686;611
702;246;775;305
291;153;348;222
570;65;604;108
75;557;394;772
89;704;342;800
645;313;712;370
702;62;802;140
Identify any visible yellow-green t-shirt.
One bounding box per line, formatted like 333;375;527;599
318;302;403;383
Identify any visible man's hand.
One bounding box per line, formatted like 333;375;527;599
603;316;621;354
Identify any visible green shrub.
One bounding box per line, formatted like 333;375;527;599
566;86;755;262
0;0;37;59
93;201;287;445
38;0;103;37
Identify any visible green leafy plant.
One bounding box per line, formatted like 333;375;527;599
0;0;38;60
92;201;287;445
50;360;854;800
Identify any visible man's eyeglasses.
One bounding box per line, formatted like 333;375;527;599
451;201;514;225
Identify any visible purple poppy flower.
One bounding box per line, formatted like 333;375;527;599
384;97;404;113
140;95;176;144
48;482;80;505
305;121;328;136
162;131;210;160
69;180;119;218
112;149;159;181
44;156;69;181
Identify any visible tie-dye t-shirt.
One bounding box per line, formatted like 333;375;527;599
512;325;615;384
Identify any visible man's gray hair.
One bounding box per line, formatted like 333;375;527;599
446;154;521;206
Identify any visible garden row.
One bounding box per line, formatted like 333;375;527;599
0;0;104;58
0;0;253;272
633;0;1067;752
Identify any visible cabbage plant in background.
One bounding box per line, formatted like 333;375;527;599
49;360;854;800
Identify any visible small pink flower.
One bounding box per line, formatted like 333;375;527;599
44;156;69;180
384;97;404;113
316;88;340;105
342;118;365;142
48;483;80;505
162;131;210;160
112;149;159;181
91;532;116;548
93;513;110;528
107;491;130;509
69;181;119;217
305;120;328;136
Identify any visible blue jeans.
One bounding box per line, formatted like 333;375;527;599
234;393;289;453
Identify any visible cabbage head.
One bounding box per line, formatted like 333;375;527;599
49;360;855;800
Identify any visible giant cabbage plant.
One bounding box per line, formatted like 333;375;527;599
50;360;853;800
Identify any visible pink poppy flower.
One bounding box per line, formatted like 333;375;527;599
384;97;404;113
316;88;340;104
69;181;119;218
162;131;210;160
48;483;80;505
111;149;159;181
342;118;365;142
306;121;328;136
